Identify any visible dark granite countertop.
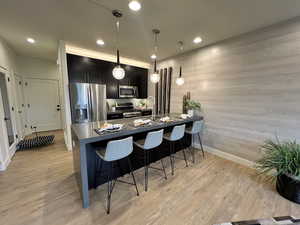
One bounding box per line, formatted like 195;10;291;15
71;114;203;144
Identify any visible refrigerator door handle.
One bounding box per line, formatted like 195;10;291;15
88;85;93;122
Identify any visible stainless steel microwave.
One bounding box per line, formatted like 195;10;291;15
119;85;138;98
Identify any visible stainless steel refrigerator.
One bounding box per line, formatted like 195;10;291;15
69;83;107;123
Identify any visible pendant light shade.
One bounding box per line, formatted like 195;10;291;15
150;29;160;84
176;77;184;85
112;10;125;80
112;49;125;80
176;66;184;85
150;73;160;83
113;65;125;80
150;58;160;83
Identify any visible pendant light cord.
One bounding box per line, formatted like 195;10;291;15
154;32;158;53
116;19;120;65
152;29;160;73
178;41;184;77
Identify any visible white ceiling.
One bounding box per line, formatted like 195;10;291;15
1;0;300;62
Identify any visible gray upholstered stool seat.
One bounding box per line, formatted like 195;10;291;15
185;120;204;163
134;129;167;191
95;136;139;214
163;124;188;175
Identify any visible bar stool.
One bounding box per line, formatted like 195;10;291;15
96;136;139;214
134;129;167;191
164;124;188;175
185;120;204;163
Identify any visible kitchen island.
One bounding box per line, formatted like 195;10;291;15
71;114;203;208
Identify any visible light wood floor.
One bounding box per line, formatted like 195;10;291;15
1;130;300;225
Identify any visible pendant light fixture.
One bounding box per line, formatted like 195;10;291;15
150;29;160;84
176;41;185;86
112;10;125;80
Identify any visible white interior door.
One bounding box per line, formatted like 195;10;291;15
24;78;61;132
14;75;26;138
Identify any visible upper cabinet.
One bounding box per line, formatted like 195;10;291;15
67;54;148;99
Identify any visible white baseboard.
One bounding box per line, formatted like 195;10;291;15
194;144;256;168
0;157;11;171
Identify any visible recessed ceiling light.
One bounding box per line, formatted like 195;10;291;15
150;54;157;59
193;37;202;44
129;0;141;11
27;38;35;44
96;39;105;46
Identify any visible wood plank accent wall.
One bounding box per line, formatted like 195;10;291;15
158;18;300;161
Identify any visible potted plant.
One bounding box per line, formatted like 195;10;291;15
185;100;201;116
256;138;300;204
139;99;147;109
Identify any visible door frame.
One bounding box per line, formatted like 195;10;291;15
23;77;62;132
0;67;17;169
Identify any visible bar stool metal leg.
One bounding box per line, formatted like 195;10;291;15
160;159;167;180
127;157;139;196
144;151;149;191
169;142;175;175
186;134;195;164
198;133;205;158
106;162;112;214
178;140;188;167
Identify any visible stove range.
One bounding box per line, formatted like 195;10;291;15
115;102;142;118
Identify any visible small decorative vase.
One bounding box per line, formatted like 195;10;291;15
188;110;194;117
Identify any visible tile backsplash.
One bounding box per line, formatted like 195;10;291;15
106;98;152;111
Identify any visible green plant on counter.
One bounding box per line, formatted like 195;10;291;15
185;100;201;110
139;99;147;108
256;138;300;181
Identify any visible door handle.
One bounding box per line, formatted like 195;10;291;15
57;108;61;111
4;117;10;121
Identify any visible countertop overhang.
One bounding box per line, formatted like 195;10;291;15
71;114;203;144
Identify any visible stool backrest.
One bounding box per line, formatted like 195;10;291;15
144;129;164;150
170;124;186;141
104;136;133;161
191;120;203;134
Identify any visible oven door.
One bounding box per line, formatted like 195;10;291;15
119;86;138;98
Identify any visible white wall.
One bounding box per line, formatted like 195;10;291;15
0;37;17;71
16;56;59;79
0;37;18;171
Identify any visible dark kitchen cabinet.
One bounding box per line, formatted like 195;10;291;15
67;54;148;99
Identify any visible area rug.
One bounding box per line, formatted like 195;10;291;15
214;216;300;225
